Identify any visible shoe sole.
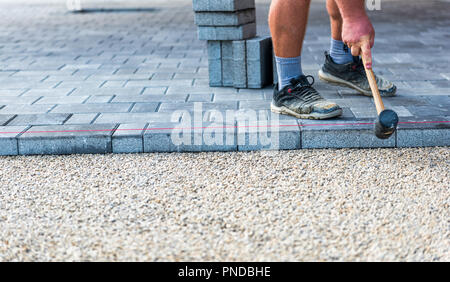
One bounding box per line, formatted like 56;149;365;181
318;69;396;97
270;102;343;120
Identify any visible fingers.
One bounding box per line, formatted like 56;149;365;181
369;34;375;49
360;41;373;69
350;45;360;57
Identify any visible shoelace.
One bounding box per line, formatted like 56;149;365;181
290;76;323;104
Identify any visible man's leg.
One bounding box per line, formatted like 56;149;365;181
319;0;397;96
327;0;353;64
269;0;310;90
269;0;342;120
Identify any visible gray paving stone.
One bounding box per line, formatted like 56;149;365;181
0;126;27;156
239;100;271;110
424;95;450;108
194;9;255;26
246;36;273;89
71;87;144;96
0;96;41;105
0;89;26;97
0;114;15;126
95;112;177;124
301;120;396;149
21;88;74;97
397;117;450;147
193;0;255;12
0;104;55;115
180;121;237;152
112;123;147;154
127;79;193;88
398;128;450;147
143;122;182;152
130;103;160;113
141;87;168;95
84;95;114;104
7;114;70;126
221;41;234;87
187;93;213;102
51;103;133;114
214;93;264;101
233;40;247;88
198;23;256;41
350;107;378;119
112;94;188;103
158;101;238;113
18;124;116;155
143;120;237;152
64;113;98;125
236;111;301;151
35;96;89;104
207;41;222;87
406;105;449;117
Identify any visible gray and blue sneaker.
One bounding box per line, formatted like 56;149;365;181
318;52;397;97
271;75;342;120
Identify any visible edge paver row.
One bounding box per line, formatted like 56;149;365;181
0;119;448;155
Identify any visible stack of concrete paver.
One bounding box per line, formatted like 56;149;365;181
193;0;273;89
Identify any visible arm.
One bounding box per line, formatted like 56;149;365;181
334;0;375;69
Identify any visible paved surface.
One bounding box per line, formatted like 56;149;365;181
0;0;449;155
0;147;448;261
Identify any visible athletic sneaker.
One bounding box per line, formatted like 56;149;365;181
318;52;396;97
271;75;342;120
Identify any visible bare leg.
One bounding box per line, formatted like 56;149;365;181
327;0;343;41
269;0;311;57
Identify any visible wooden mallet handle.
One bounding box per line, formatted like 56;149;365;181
362;57;385;115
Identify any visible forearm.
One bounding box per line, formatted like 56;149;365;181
333;0;367;20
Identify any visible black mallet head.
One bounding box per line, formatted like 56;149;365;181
374;109;399;139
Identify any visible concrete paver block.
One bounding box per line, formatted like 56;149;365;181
246;36;274;89
193;0;255;12
194;9;255;26
18;124;116;155
0;126;27;156
221;41;234;87
198;22;256;41
232;40;247;88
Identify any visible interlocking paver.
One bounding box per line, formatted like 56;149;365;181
94;112;177;124
7;114;70;126
112;94;187;103
51;103;133;114
18;124;116;155
35;96;89;104
130;103;160;113
0;114;15;126
0;104;55;115
84;95;114;104
64;113;98;125
0;126;28;155
0;96;40;105
112;123;147;153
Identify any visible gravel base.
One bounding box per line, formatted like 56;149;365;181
0;147;449;261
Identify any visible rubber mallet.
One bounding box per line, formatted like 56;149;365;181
362;57;399;139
